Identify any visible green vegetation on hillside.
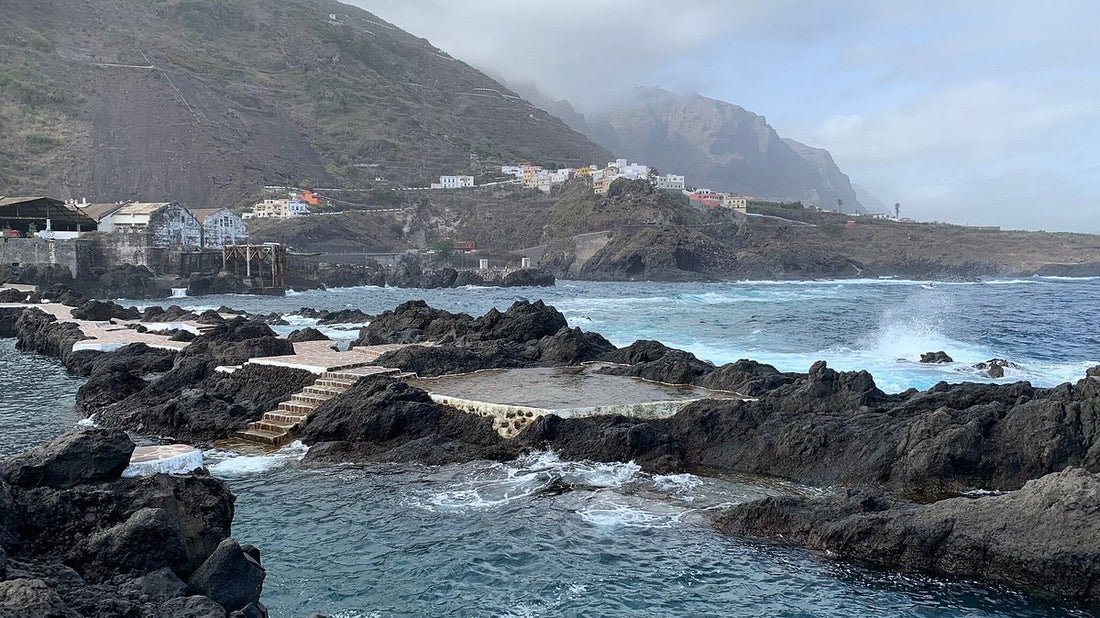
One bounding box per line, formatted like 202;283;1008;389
0;0;610;207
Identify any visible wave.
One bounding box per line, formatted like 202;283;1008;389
576;499;690;529
205;441;309;477
1036;275;1100;282
415;451;644;512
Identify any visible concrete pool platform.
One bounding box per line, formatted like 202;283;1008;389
408;365;744;438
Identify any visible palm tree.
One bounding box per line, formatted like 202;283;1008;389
836;198;843;213
894;202;900;220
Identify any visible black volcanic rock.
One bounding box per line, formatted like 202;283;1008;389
0;289;29;303
353;300;475;346
187;538;265;612
501;269;555;287
70;300;140;322
14;308;88;370
470;300;568;344
63;320;312;442
517;415;683;473
598;348;714;384
177;318;293;367
0;428;133;490
186;273;247;297
920;351;954;364
301;376;514;465
0;428;267;616
73;507;190;582
695;359;800;396
86;362;315;443
287;327;330;343
715;468;1100;602
365;302;612;376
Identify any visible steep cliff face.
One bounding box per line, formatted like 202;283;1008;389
782;138;865;213
564;87;863;212
0;0;610;207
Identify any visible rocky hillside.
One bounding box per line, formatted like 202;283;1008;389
529;86;863;212
0;0;610;208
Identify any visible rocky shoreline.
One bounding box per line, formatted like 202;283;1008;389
1;261;555;301
0;428;268;617
4;286;1100;606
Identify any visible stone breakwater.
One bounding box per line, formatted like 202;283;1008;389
5;285;1100;603
0;428;268;617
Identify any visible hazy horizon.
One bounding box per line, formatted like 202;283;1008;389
352;0;1100;234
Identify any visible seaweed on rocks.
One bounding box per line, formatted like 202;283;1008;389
0;428;268;616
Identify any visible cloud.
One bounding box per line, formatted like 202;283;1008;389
347;0;1100;232
809;81;1098;166
348;0;795;110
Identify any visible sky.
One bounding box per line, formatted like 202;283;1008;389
352;1;1100;233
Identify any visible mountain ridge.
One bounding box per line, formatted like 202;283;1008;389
0;0;611;208
513;84;864;212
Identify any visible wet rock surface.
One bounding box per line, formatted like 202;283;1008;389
715;467;1100;602
919;350;954;363
0;428;267;617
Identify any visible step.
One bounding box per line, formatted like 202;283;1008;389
302;385;346;397
248;420;298;434
290;393;330;406
261;411;307;425
234;428;292;447
278;401;318;415
321;371;360;380
316;378;356;389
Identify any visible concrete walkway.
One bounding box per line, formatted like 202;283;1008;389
0;300;207;352
245;341;417;374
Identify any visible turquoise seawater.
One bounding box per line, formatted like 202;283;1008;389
3;277;1098;616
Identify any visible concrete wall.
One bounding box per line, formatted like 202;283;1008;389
95;230;151;269
0;237;92;276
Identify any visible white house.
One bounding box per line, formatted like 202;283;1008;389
243;197;310;219
721;195;750;212
192;207;248;249
431;175;475;189
655;174;685;191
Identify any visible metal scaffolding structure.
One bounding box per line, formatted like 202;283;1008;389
222;243;286;290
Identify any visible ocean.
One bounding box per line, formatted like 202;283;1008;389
3;277;1098;616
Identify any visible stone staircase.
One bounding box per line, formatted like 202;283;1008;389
235;367;403;447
